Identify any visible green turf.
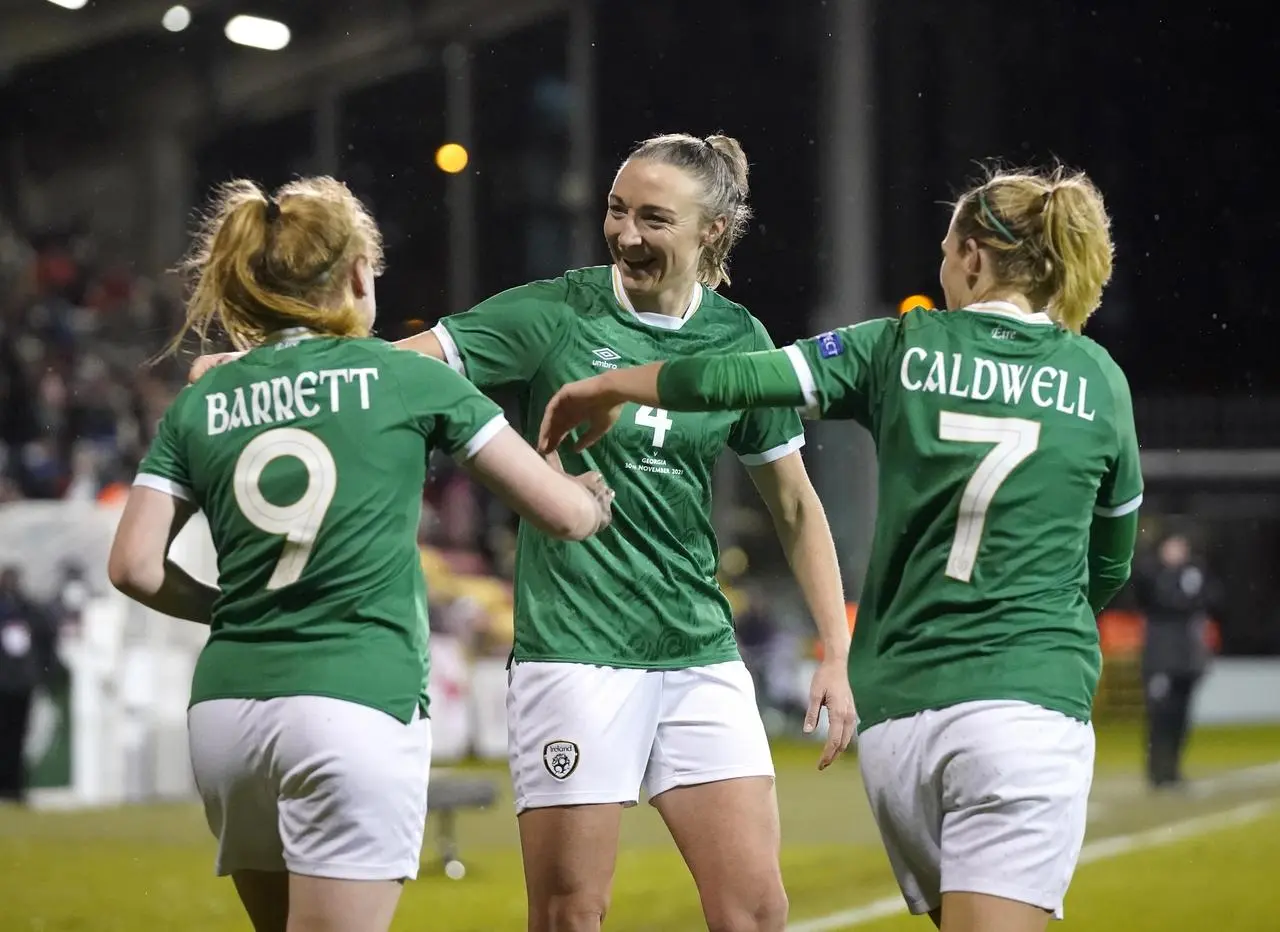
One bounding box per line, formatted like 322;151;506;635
0;724;1276;931
853;805;1280;932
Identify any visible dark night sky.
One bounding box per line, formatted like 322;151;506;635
3;0;1277;397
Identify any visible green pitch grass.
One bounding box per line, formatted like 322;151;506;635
1;724;1277;931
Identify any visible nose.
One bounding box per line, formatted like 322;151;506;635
615;215;643;249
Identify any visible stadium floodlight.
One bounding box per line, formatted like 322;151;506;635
162;6;192;32
435;143;470;174
46;0;89;10
224;14;291;51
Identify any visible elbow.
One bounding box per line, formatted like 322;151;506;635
1088;563;1132;615
541;509;593;542
772;485;820;538
107;548;160;600
1098;558;1133;592
540;491;601;542
537;516;579;541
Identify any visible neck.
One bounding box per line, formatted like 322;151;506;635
969;288;1035;315
628;280;698;318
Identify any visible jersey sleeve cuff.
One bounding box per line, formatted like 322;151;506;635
133;473;193;502
782;344;820;418
737;433;806;466
431;322;466;377
1094;492;1143;517
455;413;508;461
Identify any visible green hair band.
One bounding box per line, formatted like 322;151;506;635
978;191;1019;245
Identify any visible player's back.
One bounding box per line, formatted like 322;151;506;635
140;333;489;722
845;304;1141;730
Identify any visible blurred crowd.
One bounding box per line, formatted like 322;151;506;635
0;212;181;506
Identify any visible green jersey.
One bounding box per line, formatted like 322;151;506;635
783;303;1143;730
135;332;505;723
432;265;804;668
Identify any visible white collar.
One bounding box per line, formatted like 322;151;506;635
964;300;1055;326
262;327;320;347
610;265;703;331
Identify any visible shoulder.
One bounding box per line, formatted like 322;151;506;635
156;380;201;430
361;339;467;380
695;285;774;345
461;272;587;323
816;315;901;357
524;267;619;311
1069;332;1133;406
1071;331;1126;377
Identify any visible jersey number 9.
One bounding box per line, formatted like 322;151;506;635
938;411;1041;584
233;427;338;590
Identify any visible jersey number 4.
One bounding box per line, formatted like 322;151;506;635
634;405;673;448
938;411;1040;583
232;427;337;590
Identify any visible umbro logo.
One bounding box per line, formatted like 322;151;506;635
591;346;621;369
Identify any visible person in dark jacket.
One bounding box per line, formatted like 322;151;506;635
0;566;60;802
1135;531;1215;789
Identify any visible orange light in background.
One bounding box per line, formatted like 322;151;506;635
435;143;469;174
719;546;749;577
899;294;936;315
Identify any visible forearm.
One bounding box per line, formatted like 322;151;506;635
655;351;806;412
1087;510;1139;614
116;560;219;624
769;490;849;661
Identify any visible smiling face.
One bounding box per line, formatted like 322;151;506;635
603;158;723;310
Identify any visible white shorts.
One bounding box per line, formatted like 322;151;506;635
857;700;1094;919
506;660;774;813
188;696;432;881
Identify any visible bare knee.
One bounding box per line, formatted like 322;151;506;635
533;890;610;932
702;881;788;932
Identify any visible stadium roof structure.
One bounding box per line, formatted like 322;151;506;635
0;0;565;85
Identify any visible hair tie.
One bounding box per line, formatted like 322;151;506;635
978;190;1018;245
264;198;281;223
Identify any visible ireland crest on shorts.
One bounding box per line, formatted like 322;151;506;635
543;740;579;780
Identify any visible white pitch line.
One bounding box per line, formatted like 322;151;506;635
786;799;1277;932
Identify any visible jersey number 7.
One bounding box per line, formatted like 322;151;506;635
233;427;338;589
938;411;1041;583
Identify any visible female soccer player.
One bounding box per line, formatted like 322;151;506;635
539;165;1142;932
108;176;614;932
196;133;854;932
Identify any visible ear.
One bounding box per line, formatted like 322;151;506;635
349;256;369;299
961;237;983;277
702;215;728;247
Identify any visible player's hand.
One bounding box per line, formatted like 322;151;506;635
539;376;624;455
189;351;245;383
572;470;615;531
806;656;856;771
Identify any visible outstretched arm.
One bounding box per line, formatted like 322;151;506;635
465;426;614;541
539;351;805;453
